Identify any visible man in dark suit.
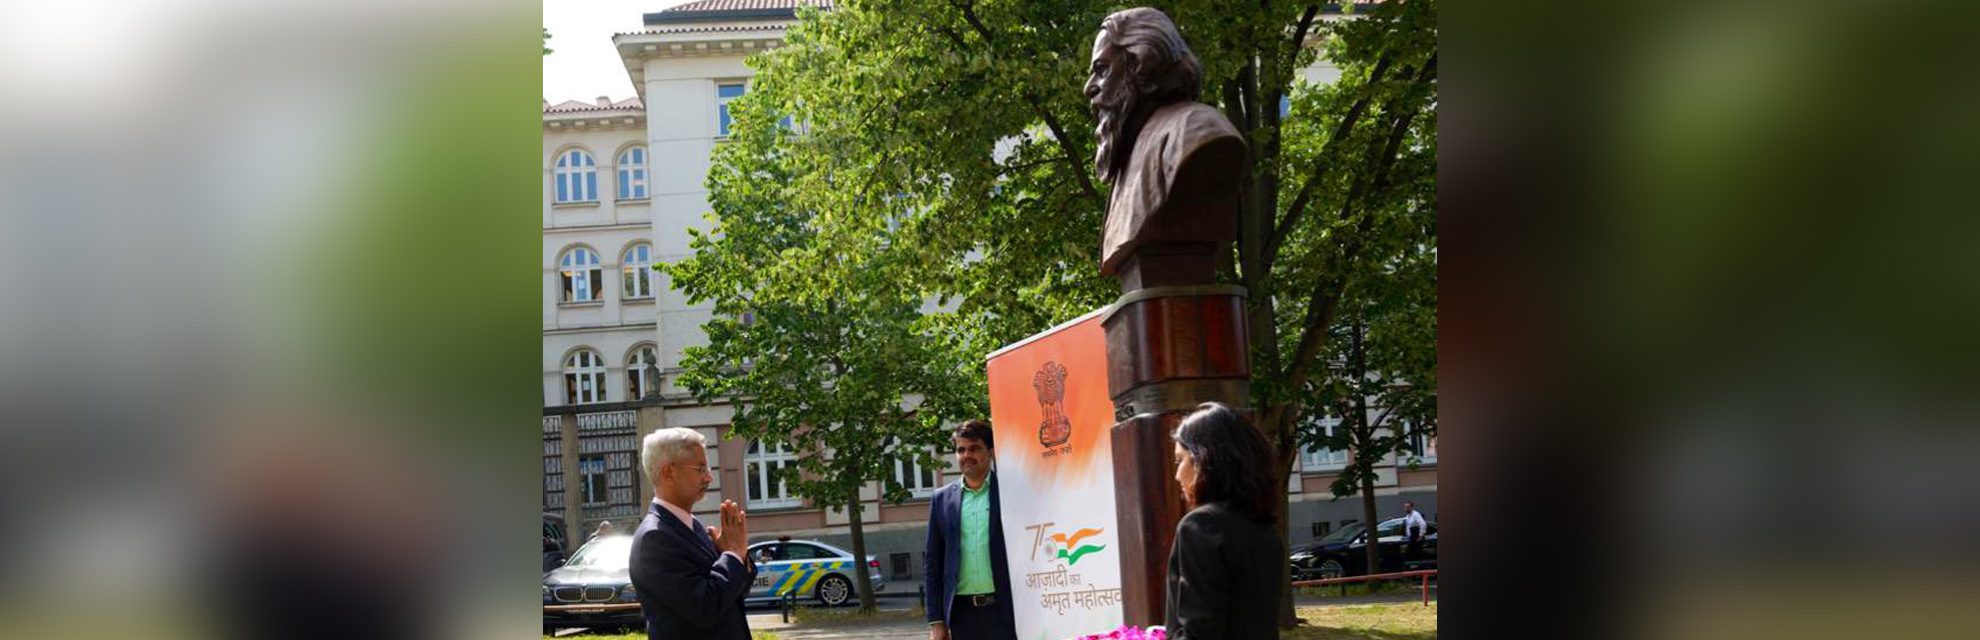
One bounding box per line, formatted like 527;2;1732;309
924;420;1017;640
630;428;756;640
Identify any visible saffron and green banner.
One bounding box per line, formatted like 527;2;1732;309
987;308;1125;640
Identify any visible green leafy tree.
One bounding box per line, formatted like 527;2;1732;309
1302;238;1436;577
700;0;1434;624
664;69;983;611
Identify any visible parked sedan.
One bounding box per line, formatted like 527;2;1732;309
743;539;886;607
1290;517;1438;580
542;534;640;633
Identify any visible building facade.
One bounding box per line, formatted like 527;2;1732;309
543;0;1433;586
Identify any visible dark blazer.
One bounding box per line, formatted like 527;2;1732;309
1165;502;1284;640
629;500;757;640
923;473;1016;635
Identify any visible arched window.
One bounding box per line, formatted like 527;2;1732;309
627;345;658;399
616;146;647;200
559;247;602;303
744;440;800;508
554;149;597;203
563;349;607;404
622;243;653;299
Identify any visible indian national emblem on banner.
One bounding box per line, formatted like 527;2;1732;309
1034;361;1073;449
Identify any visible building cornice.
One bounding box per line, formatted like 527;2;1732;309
543;111;645;132
612;27;790;102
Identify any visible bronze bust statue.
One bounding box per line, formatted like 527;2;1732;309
1086;7;1245;290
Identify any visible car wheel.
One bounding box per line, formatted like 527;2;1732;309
816;574;853;606
1318;559;1345;580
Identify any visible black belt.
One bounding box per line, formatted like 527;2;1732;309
958;593;997;607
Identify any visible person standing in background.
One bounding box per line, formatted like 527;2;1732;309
1402;501;1428;563
923;420;1017;640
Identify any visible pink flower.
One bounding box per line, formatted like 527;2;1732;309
1071;625;1166;640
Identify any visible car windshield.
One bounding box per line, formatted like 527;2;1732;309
1317;522;1366;545
565;535;633;569
1376;518;1404;536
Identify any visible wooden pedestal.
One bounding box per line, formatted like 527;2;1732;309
1104;286;1251;627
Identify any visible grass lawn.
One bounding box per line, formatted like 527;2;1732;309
1284;602;1438;640
1295;580;1423;599
790;605;926;626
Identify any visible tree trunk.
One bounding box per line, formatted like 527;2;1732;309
1273;450;1302;628
1354;323;1381;579
847;489;878;612
1360;464;1380;579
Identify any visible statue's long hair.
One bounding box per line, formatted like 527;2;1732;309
1099;8;1203;106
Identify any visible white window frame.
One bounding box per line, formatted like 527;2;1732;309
892;444;941;499
563;349;607;405
744;440;801;509
627;345;658;400
554;149;597;203
560;247;602;303
1401;419;1437;465
716;82;746;137
621;243;653;299
1301;416;1348;472
616;146;647;200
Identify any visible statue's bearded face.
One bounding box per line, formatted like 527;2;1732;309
1085;30;1139;183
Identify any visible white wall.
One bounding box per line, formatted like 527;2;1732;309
641;54;755;376
544;123;661;407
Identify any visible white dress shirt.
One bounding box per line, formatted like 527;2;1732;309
1402;510;1428;539
658;498;746;565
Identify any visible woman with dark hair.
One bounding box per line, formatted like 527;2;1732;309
1166;402;1284;639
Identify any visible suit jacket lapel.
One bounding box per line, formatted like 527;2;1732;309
690;517;719;556
947;481;964;535
654;502;717;562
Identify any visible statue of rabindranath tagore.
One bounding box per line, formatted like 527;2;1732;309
1085;7;1246;290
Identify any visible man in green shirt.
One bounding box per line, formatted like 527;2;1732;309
923;420;1017;640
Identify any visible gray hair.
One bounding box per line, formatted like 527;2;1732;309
1099;7;1203;105
641;427;707;485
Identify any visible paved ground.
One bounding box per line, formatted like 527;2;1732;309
740;588;1438;639
746;594;924;638
557;587;1436;638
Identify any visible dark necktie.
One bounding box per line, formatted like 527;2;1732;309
689;517;718;555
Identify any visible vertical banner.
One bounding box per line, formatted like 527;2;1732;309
987;308;1124;640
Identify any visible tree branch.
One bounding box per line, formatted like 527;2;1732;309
1290;5;1320;56
1278;54;1433;405
947;0;1105;207
1267;55;1393;269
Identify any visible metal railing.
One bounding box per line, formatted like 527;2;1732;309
1290;568;1438;606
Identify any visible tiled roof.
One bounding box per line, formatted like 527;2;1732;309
645;0;831;24
544;97;644;114
661;0;831;13
609;24;788;37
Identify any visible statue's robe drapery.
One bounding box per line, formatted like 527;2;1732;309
1099;101;1246;278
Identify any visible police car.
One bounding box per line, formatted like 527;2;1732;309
743;539;886;606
